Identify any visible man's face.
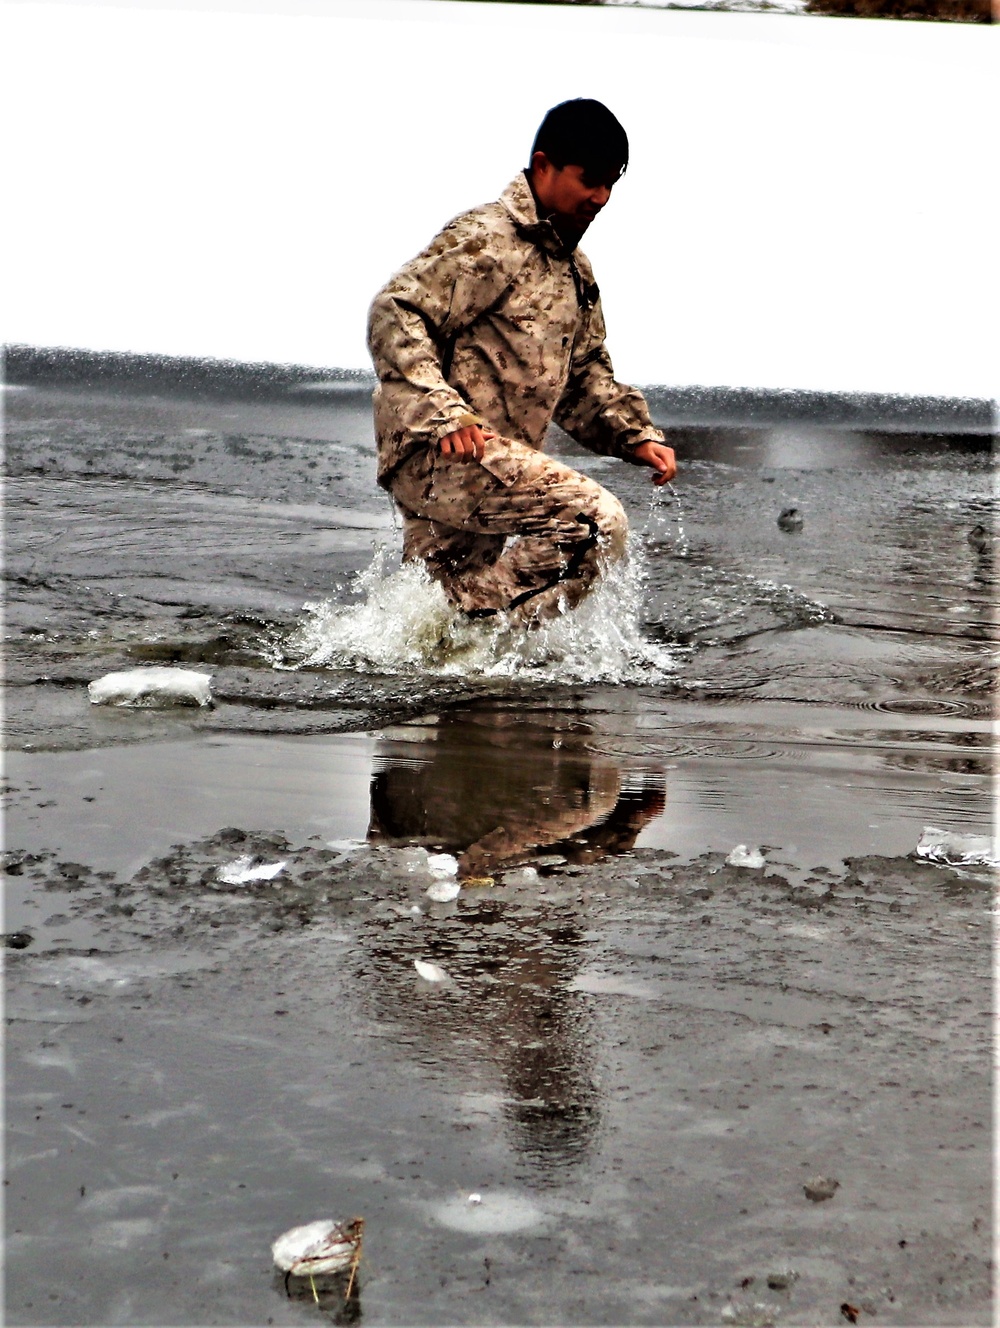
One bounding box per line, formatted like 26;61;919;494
530;151;623;234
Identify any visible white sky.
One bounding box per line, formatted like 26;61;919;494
5;0;998;396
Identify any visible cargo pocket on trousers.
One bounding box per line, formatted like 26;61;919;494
476;436;525;489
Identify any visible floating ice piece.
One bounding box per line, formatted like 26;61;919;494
803;1175;839;1202
427;880;461;902
967;524;991;553
87;667;212;708
271;1217;364;1276
467;1193;482;1205
727;844;766;869
216;856;287;885
777;506;804;532
766;1269;799;1290
414;959;449;983
721;1299;781;1327
914;826;999;869
394;847;429;875
500;867;540;886
427;853;459;879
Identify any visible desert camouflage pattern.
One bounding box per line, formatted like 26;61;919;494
391;435;627;625
368;170;665;486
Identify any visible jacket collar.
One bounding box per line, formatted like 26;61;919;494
499;171;576;256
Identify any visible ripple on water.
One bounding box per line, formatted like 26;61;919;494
871;697;979;718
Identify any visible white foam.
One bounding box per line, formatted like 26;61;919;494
284;542;680;685
88;666;212;708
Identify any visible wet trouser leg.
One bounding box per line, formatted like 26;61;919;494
388;436;628;625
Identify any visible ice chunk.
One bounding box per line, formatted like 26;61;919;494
914;826;999;868
216;856;286;885
803;1175;839;1202
426;880;461;902
427;853;459;879
414;959;449;983
393;847;429;875
500;867;540;886
766;1270;799;1290
271;1217;364;1276
721;1300;781;1327
727;844;766;869
88;667;212;708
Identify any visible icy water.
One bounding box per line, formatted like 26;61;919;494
3;373;997;1326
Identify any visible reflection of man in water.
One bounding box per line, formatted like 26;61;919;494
364;715;665;1172
368;99;676;626
367;710;665;877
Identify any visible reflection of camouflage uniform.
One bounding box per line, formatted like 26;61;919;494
368;171;665;620
367;710;666;876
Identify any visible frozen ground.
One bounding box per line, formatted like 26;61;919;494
2;372;996;1325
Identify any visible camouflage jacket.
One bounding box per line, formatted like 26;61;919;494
367;170;665;485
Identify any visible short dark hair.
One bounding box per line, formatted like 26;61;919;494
530;99;629;181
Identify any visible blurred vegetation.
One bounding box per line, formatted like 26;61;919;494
470;0;994;17
806;0;993;20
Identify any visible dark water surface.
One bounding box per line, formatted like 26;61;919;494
3;376;996;1325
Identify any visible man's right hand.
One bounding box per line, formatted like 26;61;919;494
439;424;494;461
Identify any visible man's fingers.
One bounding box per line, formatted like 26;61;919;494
650;448;676;483
440;424;494;460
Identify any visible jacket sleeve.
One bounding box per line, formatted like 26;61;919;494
553;292;665;462
368;213;514;444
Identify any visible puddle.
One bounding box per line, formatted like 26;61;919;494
4;695;994;888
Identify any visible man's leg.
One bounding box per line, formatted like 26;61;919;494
390;436;628;624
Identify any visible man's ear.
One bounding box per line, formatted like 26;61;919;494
530;150;554;179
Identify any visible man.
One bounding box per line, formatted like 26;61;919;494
367;98;676;625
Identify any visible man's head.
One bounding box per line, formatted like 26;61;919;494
528;99;628;235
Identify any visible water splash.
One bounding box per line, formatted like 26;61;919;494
282;542;680;684
643;482;689;558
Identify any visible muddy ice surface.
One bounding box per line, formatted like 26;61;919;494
4;825;993;1326
3;374;996;1325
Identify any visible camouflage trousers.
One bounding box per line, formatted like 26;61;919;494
389;435;628;624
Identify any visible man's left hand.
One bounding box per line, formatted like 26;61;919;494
632;441;676;485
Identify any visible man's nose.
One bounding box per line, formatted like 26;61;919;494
591;184;612;207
